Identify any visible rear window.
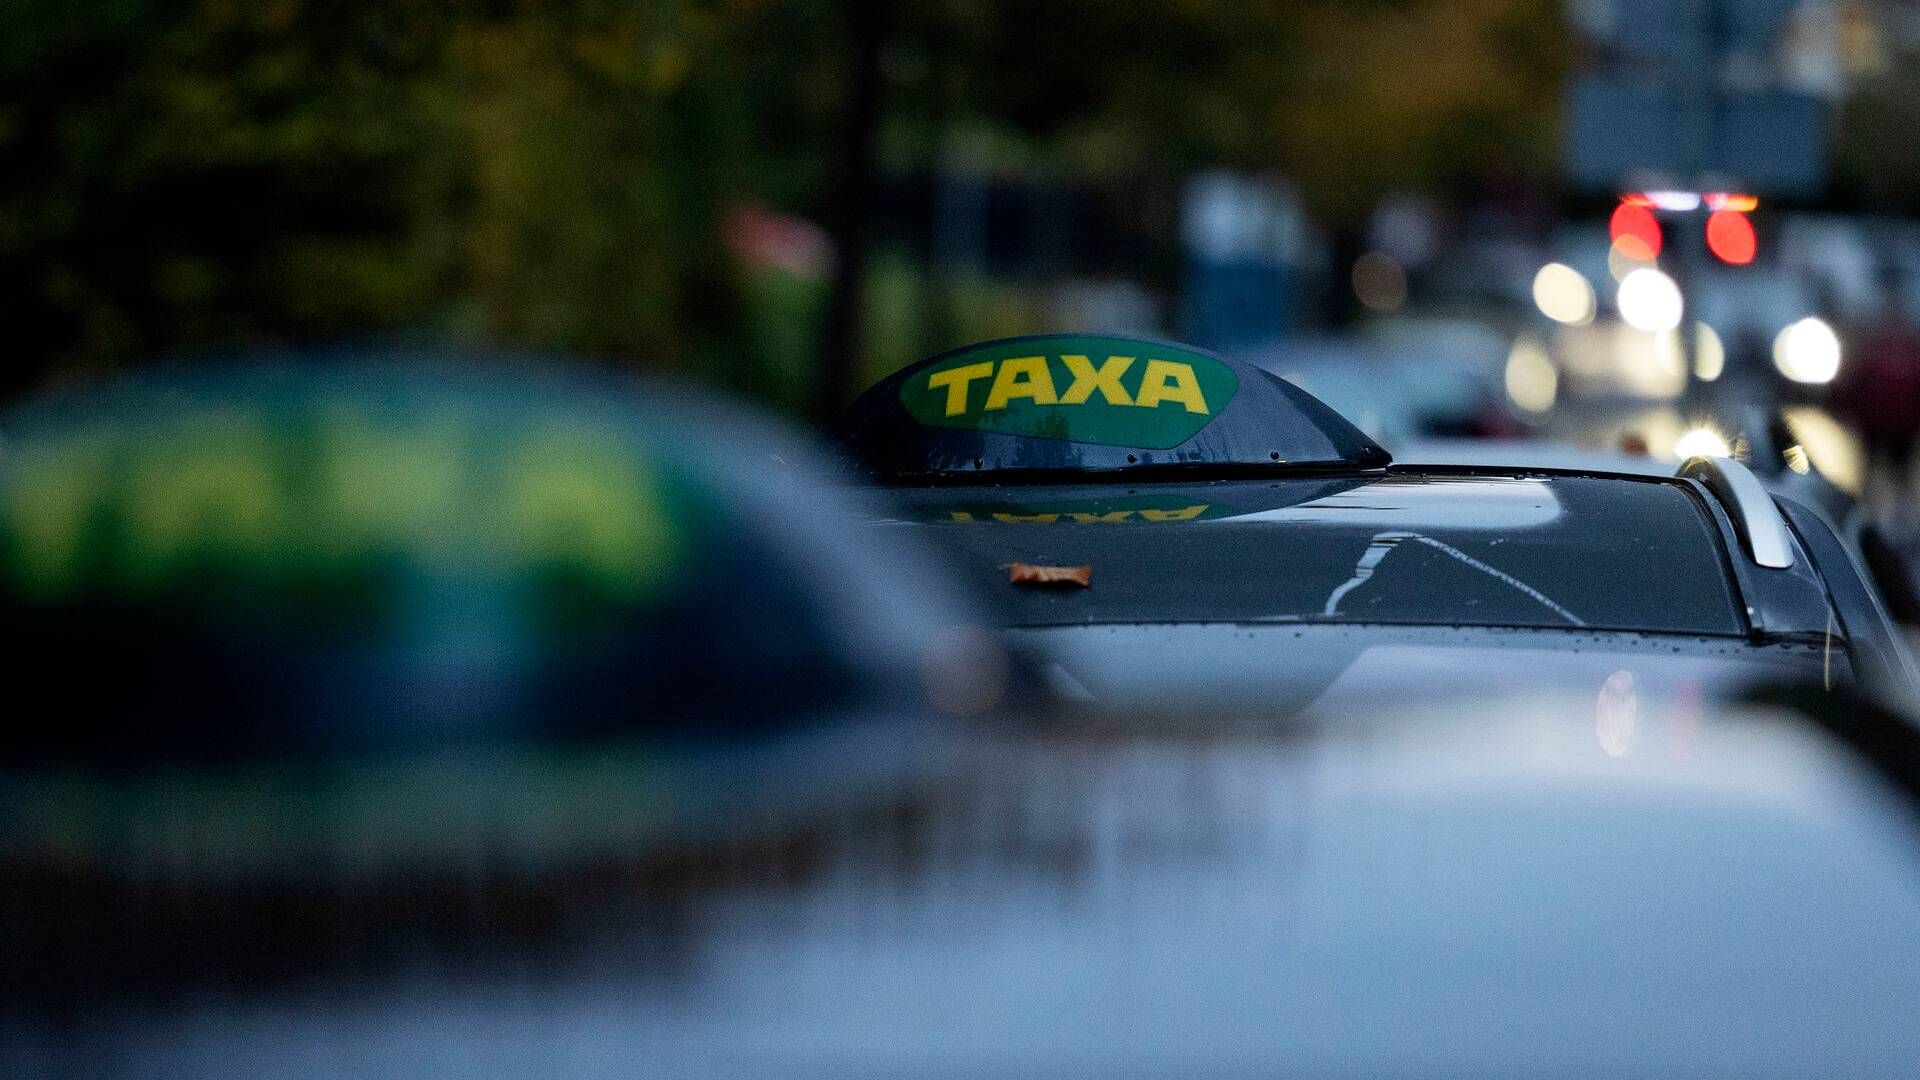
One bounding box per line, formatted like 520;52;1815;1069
883;473;1745;635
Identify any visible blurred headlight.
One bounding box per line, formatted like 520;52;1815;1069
1616;269;1683;333
1532;263;1595;326
1773;317;1841;384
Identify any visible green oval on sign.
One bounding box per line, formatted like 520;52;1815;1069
897;336;1239;449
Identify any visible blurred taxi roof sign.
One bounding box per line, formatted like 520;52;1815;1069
837;334;1389;480
0;353;1002;769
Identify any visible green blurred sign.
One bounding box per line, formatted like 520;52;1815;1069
0;391;692;648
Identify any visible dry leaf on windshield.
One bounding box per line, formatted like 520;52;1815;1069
1007;563;1091;588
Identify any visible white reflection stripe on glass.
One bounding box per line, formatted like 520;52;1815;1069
1323;530;1586;626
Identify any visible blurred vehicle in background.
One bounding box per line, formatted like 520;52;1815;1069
0;351;1018;1010
1831;269;1920;481
1442;197;1920;635
1239;317;1517;448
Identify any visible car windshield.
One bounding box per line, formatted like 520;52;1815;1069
884;473;1746;635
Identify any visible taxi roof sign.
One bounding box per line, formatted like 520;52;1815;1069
839;334;1389;479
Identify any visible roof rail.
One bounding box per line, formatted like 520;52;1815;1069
1679;455;1796;569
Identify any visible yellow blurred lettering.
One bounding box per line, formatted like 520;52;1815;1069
499;431;674;592
319;412;465;557
121;414;286;581
2;429;113;596
1068;511;1135;523
993;513;1060;523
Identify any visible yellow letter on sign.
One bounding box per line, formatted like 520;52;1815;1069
1058;355;1135;405
1133;360;1209;414
984;356;1058;411
927;361;996;417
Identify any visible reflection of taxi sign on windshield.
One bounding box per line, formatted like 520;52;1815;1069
928;494;1236;524
841;333;1388;478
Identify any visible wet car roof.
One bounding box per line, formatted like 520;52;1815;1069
54;693;1920;1079
882;472;1746;636
1023;623;1835;717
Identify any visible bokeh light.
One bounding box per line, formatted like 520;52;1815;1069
1505;336;1558;414
1640;191;1701;211
1616;268;1683;333
1693;322;1725;381
1607;244;1656;282
1352;251;1408;312
1609;202;1663;261
1782;406;1865;495
1773;317;1841;384
922;625;1010;717
1532;262;1595;325
1595;669;1638;758
1705;210;1757;265
1674;426;1732;460
1653;327;1685;377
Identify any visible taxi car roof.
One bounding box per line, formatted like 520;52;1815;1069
78;687;1920;1080
877;462;1920;699
1393;437;1675;477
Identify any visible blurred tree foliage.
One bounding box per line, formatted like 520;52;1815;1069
888;0;1564;225
0;0;784;395
0;0;1566;404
